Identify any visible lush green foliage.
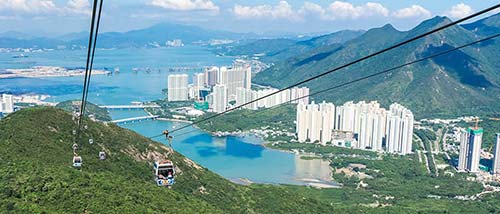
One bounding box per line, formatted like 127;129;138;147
271;142;500;213
0;107;339;213
56;100;111;122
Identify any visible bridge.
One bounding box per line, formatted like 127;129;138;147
100;104;161;110
111;115;159;124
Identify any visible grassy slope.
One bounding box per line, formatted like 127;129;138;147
0;107;338;213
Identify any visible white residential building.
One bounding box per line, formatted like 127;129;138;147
212;85;228;113
235;87;310;110
296;101;335;145
319;102;335;144
216;65;252;100
235;87;258;110
0;94;14;113
167;74;189;101
458;127;483;172
204;66;218;87
296;100;414;155
291;87;309;104
493;134;500;175
296;103;309;142
192;73;205;100
385;103;414;155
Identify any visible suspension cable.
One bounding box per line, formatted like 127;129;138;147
76;0;104;142
149;33;500;139
163;3;500;135
82;0;104;117
77;0;99;130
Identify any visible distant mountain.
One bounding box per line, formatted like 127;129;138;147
216;30;364;62
0;22;259;49
0;37;64;49
463;12;500;36
66;23;259;48
254;15;500;118
0;31;33;39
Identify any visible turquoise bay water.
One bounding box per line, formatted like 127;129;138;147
0;47;334;185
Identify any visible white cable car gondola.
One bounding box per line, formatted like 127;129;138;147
73;155;82;168
89;139;94;144
99;152;106;160
153;160;175;187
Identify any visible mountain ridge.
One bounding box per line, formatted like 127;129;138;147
254;14;500;118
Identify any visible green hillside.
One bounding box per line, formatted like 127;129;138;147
0;107;338;213
217;30;363;63
463;13;500;36
254;15;500;119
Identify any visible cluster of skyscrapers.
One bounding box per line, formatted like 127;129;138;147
167;63;310;113
296;101;414;155
458;126;500;175
0;94;14;114
167;64;251;103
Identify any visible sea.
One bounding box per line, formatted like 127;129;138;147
0;46;334;185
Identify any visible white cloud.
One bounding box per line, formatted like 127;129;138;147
65;0;91;15
0;0;58;14
325;1;389;20
149;0;219;12
235;1;388;21
0;0;91;16
392;5;432;19
298;2;327;19
233;1;300;21
445;3;473;19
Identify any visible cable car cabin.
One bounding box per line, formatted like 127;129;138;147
73;156;82;168
153;161;175;187
99;152;106;160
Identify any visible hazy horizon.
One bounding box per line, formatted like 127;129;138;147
0;0;498;37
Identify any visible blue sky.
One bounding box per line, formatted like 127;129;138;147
0;0;498;36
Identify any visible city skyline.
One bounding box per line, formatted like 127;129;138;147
296;100;414;155
0;1;498;36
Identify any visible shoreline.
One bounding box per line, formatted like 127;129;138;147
145;112;338;187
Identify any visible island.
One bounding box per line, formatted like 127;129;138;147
0;66;109;79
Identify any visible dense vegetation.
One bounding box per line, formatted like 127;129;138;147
196;105;296;133
1;107;499;212
56;100;111;122
254;14;500;119
0;107;336;213
270;142;500;213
